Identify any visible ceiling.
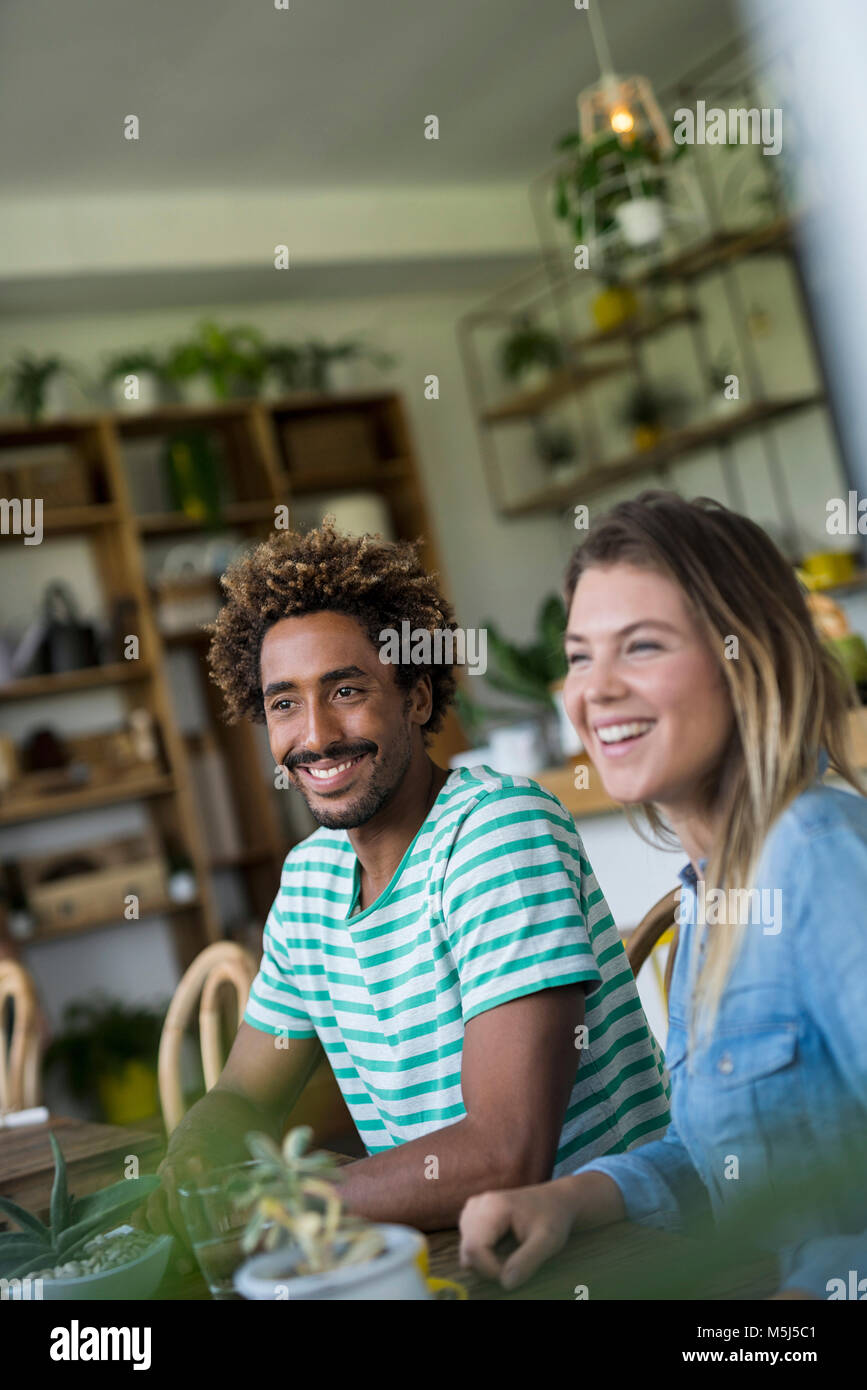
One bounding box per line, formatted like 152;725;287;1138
0;0;742;195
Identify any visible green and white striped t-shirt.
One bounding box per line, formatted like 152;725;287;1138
245;766;670;1177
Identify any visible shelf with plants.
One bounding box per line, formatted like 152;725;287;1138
457;36;845;545
0;392;464;982
499;393;826;517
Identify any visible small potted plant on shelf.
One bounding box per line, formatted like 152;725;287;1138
467;594;572;772
3;354;70;421
44;993;165;1125
101;349;165;413
301;338;396;393
232;1126;432;1300
619;381;687;452
165;321;267;402
262;342;306;398
0;1132;169;1299
706;350;740;416
498;316;564;393
532;420;580;476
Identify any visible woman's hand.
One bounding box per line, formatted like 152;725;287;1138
458;1179;580;1291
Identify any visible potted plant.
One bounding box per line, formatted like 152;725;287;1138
232;1126;431;1300
474;595;570;772
44;994;165;1125
3;354;69;421
619;381;687;452
554;129;687;256
301;339;396;393
498;316;564;392
262;342;306;398
165;322;267;402
706;351;739;416
102;350;164;413
532;421;580;476
0;1132;169;1299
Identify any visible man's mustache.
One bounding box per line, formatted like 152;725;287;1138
283;741;378;770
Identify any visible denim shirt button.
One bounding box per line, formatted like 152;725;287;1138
718;1053;734;1075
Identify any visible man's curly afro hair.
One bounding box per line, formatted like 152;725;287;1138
207;519;458;739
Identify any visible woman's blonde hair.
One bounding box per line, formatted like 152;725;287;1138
565;491;864;1037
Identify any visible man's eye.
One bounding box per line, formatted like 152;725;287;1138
271;699;296;712
335;686;360;697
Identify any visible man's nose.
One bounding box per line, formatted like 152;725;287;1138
300;700;343;754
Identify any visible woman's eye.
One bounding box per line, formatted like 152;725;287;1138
628;641;661;654
568;652;589;667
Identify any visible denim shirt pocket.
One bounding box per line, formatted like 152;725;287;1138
688;1020;809;1205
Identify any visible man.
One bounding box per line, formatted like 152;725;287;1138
147;521;669;1239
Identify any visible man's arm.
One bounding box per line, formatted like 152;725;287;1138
335;984;584;1230
145;1022;322;1242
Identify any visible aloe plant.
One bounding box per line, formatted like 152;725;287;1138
0;1133;160;1281
236;1125;385;1276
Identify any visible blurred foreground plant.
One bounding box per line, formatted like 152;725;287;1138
236;1125;385;1276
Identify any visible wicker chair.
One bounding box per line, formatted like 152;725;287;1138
0;959;42;1113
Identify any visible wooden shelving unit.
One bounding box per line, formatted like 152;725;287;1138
0;391;458;979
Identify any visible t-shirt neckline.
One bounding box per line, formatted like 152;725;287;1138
345;770;458;922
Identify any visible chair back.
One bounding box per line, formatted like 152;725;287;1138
0;960;42;1112
159;941;258;1135
626;888;681;1006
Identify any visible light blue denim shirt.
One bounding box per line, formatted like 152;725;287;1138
578;778;867;1298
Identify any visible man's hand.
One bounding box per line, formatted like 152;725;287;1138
144;1092;264;1250
143;1024;323;1249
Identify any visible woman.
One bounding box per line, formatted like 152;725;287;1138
459;491;867;1299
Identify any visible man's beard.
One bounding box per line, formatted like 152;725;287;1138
287;725;413;830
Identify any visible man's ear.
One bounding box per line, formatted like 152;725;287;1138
408;673;434;727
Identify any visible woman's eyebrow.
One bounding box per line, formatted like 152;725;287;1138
566;620;680;642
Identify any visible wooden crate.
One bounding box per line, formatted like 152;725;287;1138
281;411;379;477
28;857;168;932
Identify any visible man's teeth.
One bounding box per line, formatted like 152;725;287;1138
307;757;362;780
596;721;654;745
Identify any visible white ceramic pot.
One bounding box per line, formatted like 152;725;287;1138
181;374;215;405
488;721;551;777
233;1223;431;1301
110;371;161;413
616;197;665;248
550;682;583;757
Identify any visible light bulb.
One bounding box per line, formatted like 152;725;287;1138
610;105;634;134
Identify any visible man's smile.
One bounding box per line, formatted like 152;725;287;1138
294;752;369;793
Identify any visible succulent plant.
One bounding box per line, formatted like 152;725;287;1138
0;1133;160;1281
236;1125;385;1276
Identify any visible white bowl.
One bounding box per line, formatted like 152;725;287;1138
7;1229;173;1301
234;1223;431;1301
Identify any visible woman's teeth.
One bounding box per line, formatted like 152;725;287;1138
307;756;363;780
596;721;655;745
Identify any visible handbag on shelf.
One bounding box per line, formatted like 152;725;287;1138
27;582;101;676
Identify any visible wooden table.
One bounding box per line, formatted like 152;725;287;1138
0;1114;164;1221
3;1129;776;1299
157;1218;776;1301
